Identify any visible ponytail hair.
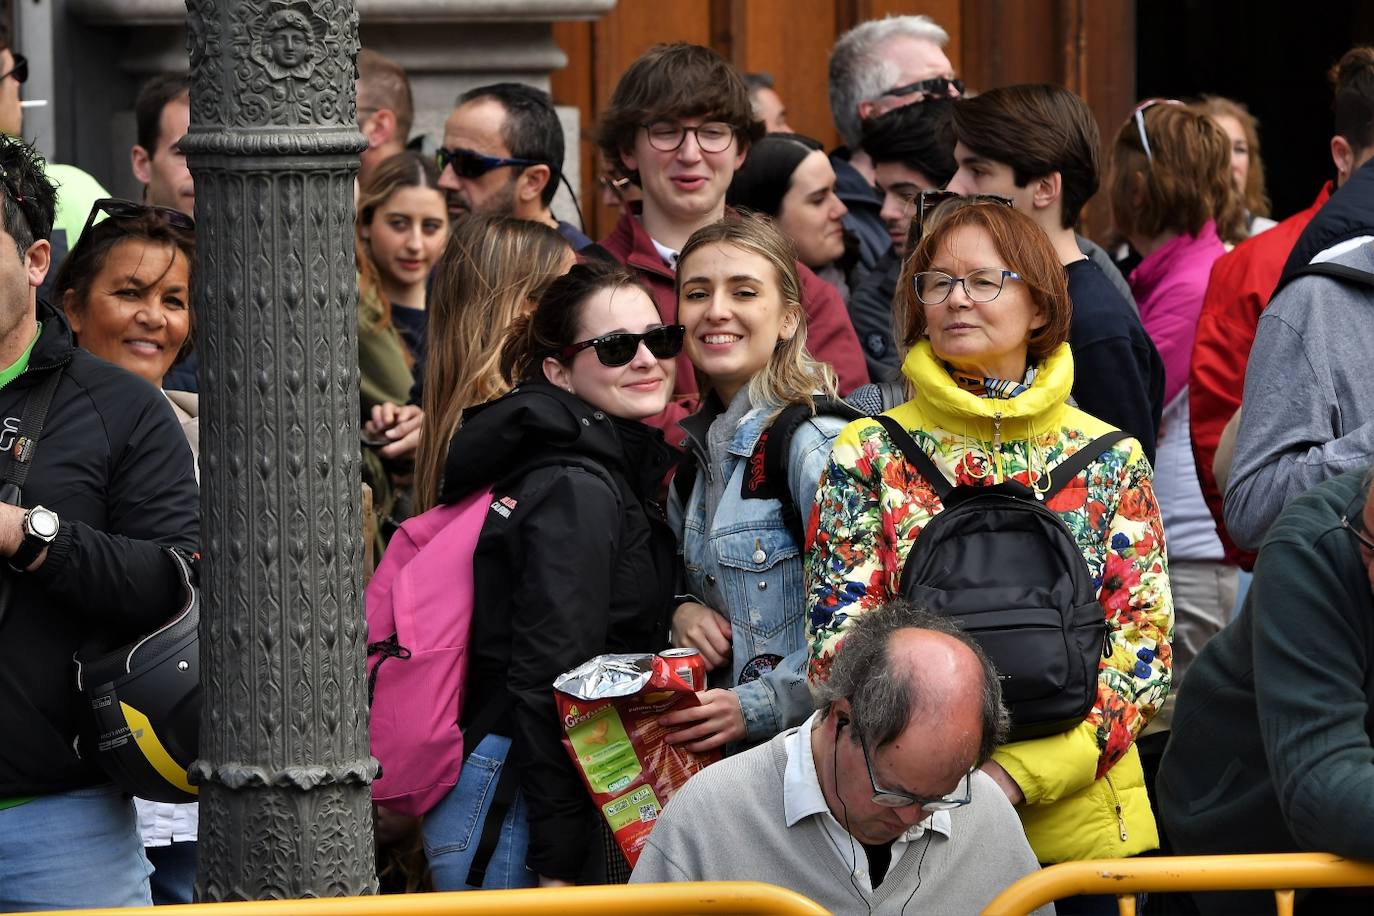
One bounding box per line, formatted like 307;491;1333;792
499;260;652;385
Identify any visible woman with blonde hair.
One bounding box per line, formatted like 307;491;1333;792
660;212;854;754
1192;95;1276;238
807;201;1171;906
414;214;572;511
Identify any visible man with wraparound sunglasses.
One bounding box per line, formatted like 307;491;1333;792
0;139;198;910
827;15;963;274
1158;469;1374;915
632;599;1049;915
435;82;594;250
945;84;1164;464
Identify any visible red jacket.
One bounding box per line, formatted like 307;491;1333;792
1189;183;1331;568
598;207;870;442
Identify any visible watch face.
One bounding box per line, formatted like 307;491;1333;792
29;508;58;539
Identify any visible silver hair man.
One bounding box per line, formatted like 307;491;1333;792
828;14;956;151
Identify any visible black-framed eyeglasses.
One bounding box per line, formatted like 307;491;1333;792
435;146;545;180
858;733;973;811
81;198;195;240
914;267;1023;305
640;121;736;154
881;75;963;101
557;325;685;367
0;53;27;85
1340;493;1374;554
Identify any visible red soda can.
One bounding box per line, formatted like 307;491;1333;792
659;648;706;691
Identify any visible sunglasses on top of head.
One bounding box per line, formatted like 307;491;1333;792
558;325;685;367
0;53;26;85
881;75;964;101
80;198;195;239
435;146;546;180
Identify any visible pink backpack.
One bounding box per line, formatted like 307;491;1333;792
365;486;492;817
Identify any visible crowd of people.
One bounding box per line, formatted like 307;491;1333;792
4;10;1374;916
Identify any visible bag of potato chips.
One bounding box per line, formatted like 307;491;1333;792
553;653;720;866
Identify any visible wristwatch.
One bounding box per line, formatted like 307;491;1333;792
10;505;58;572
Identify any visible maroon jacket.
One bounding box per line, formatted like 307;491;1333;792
598;206;870;441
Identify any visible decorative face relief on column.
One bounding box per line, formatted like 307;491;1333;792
187;0;358;130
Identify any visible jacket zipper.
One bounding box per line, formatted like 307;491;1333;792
992;411;1003;480
1105;772;1128;841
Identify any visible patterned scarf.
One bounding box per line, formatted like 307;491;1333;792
948;363;1037;399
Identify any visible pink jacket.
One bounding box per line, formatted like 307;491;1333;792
1129;221;1225;405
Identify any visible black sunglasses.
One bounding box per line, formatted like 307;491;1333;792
81;198;195;239
0;53;26;85
881;75;963;100
435;146;545;180
907;190;1015;252
558;325;685;367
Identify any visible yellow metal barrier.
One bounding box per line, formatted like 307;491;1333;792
38;881;829;916
982;852;1374;916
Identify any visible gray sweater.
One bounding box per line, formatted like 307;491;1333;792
630;726;1050;915
1224;241;1374;549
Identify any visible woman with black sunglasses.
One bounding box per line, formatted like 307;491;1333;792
418;261;680;890
658;214;852;756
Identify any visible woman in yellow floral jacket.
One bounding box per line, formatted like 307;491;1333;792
806;201;1173;869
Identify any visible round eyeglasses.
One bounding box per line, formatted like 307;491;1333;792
640;121;736;154
914;268;1023;306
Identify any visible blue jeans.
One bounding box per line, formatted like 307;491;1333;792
0;784;152;911
422;733;534;890
147;841;197;905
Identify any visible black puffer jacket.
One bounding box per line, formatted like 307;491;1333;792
0;303;199;795
440;381;677;881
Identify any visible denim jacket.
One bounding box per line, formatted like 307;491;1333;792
670;400;847;741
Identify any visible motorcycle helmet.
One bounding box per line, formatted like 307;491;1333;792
75;549;200;803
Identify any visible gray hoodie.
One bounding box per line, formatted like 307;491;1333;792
1224;241;1374;549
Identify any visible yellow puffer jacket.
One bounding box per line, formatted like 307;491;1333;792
806;341;1172;862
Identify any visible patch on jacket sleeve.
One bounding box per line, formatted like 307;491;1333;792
489;495;518;519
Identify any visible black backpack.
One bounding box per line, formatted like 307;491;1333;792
874;416;1128;742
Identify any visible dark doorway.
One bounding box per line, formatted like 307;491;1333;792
1138;0;1374;220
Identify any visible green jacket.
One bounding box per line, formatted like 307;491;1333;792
1159;470;1374;909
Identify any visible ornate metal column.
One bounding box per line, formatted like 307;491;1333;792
182;0;377;899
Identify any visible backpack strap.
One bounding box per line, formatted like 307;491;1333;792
1043;431;1132;500
1285;261;1374;289
0;366;64;502
740;397;862;543
874;415;952;499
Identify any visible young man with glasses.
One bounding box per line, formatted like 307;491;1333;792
1158;469;1374;915
945;84;1164;463
595;42;867;435
632;599;1049;915
436;82;593;249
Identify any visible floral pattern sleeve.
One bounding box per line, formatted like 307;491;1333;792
1068;444;1173;778
805;419;939;685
